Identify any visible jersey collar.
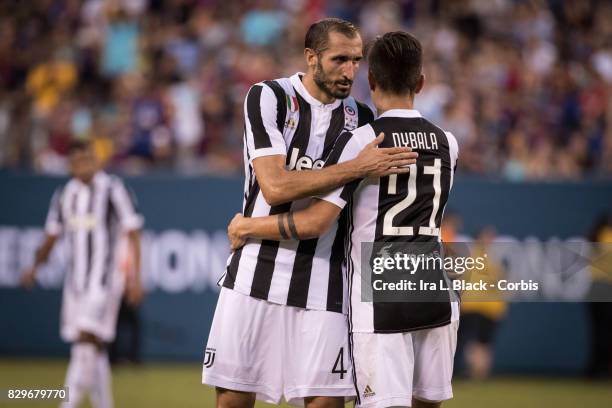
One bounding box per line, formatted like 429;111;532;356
72;171;106;188
378;109;422;118
290;72;342;109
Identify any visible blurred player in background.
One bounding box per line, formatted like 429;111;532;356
229;31;460;408
22;140;144;408
203;18;417;408
457;227;507;380
587;213;612;379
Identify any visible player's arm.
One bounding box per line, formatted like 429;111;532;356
229;199;343;249
126;229;141;301
244;84;416;206
254;133;413;206
22;188;63;288
230;129;364;250
111;178;144;305
22;234;58;288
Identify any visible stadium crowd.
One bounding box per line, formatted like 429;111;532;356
1;0;611;180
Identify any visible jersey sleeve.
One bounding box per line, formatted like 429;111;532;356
445;131;459;186
244;83;287;163
445;131;459;169
317;129;368;209
110;178;144;231
44;188;64;236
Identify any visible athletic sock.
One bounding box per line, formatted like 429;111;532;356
90;349;113;408
60;342;97;408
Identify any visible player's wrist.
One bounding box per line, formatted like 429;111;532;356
344;158;366;179
236;217;250;240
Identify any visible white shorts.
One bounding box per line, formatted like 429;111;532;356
352;321;459;408
60;282;124;343
202;288;355;406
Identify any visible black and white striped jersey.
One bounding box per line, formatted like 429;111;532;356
45;171;143;293
320;109;460;332
219;72;374;313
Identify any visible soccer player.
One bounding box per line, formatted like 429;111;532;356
228;31;460;408
202;18;418;408
22;141;143;408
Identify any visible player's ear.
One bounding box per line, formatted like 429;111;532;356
304;48;318;70
368;70;376;92
415;74;425;94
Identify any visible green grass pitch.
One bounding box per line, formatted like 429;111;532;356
0;359;610;407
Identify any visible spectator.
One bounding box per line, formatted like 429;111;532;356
0;0;610;179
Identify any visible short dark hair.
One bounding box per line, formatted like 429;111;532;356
368;31;423;95
304;18;359;54
68;139;93;154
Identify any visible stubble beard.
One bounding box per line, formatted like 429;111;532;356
313;59;352;100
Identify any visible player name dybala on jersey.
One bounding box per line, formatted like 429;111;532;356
45;172;142;293
321;109;460;332
220;73;374;313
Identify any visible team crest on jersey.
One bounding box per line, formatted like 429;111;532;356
284;117;297;130
203;347;216;368
344;103;358;130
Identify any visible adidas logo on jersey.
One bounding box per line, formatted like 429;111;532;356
286;147;325;171
363;384;376;398
203;348;216;368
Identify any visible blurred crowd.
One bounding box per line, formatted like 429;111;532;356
1;0;611;179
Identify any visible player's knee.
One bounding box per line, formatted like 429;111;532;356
304;396;345;408
412;396;442;408
78;331;104;350
215;387;255;408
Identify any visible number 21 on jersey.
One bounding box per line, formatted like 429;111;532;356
383;159;442;237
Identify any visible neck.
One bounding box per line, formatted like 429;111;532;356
78;172;96;185
374;93;415;116
302;71;335;105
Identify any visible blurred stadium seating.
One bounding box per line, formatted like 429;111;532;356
0;0;611;179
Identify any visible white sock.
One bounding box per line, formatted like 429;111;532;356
61;342;97;408
90;349;113;408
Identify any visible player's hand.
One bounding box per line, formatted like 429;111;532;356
21;267;37;289
228;213;247;252
126;280;144;306
354;133;417;177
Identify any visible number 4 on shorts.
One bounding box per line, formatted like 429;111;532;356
332;347;347;379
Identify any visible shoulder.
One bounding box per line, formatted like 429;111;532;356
266;77;293;94
354;99;374;116
249;77;292;96
444;131;459;160
63;179;78;193
351;99;375;124
332;123;375;155
52;184;66;202
103;173;127;190
418;115;460;159
351;122;376;145
342;97;375;121
244;77;292;110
